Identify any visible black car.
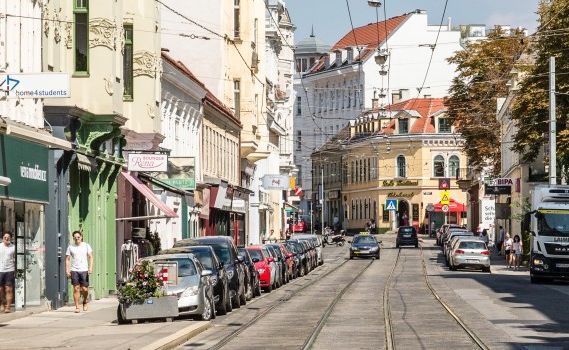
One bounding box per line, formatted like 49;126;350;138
160;245;232;315
396;226;419;248
237;247;262;300
174;236;246;308
349;234;381;259
286;240;308;277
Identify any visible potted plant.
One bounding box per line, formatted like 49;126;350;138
117;260;179;324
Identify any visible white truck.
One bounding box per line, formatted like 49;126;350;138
530;185;569;283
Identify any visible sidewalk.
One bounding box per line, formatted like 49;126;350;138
0;298;210;350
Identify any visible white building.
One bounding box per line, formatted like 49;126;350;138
293;10;463;219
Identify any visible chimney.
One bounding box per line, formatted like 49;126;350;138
448;16;452;31
391;91;402;104
372;98;379;110
346;47;353;64
325;53;331;69
335;49;342;67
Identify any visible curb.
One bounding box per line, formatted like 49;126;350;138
141;321;212;350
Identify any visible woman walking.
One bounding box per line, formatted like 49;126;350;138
512;235;523;270
504;233;513;268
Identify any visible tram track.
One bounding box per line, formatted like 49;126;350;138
208;257;351;350
382;243;490;350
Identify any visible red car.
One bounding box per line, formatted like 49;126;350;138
293;218;308;233
246;246;275;292
277;243;295;281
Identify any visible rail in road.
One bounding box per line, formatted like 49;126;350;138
382;244;490;350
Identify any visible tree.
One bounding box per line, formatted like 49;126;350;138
446;29;526;173
511;0;569;178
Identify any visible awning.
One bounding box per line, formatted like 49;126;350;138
434;199;465;213
139;173;191;196
284;202;299;212
118;171;178;220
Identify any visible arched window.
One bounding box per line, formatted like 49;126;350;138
449;155;460;178
397;155;406;178
433;155;445;177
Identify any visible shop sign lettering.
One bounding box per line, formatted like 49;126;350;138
387;192;415;198
20;164;47;182
383;180;419;187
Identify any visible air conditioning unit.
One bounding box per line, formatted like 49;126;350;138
251;51;259;72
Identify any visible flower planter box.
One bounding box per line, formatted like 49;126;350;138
118;296;179;324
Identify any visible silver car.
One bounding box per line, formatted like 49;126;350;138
292;234;324;266
448;239;491;272
145;253;216;320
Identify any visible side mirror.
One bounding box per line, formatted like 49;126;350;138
201;269;213;277
237;256;244;263
252;257;260;263
268;257;274;263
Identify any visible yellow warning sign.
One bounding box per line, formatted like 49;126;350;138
440;190;450;205
290;177;296;189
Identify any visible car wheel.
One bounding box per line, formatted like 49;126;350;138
266;283;273;293
198;295;213;321
232;292;241;309
339;241;344;247
239;287;247;305
217;289;228;316
349;253;353;260
483;267;491;273
255;281;262;297
245;282;253;301
225;287;233;313
376;253;380;260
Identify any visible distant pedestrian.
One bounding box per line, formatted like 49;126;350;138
497;226;505;255
0;231;15;313
504;233;513;268
481;229;489;245
512;235;523;270
66;231;93;313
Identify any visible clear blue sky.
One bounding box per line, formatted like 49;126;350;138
286;0;540;45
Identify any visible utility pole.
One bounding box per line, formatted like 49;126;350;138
550;56;557;186
321;166;324;236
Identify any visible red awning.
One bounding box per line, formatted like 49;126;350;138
120;171;178;218
434;198;465;213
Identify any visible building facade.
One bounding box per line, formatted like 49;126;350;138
313;98;467;233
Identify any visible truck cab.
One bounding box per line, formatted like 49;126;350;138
530;185;569;283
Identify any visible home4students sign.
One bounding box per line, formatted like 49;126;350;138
0;73;70;98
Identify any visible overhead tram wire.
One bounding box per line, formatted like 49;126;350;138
383;0;392;118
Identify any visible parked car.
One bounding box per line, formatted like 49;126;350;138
265;245;284;287
439;224;467;246
267;244;290;284
291;234;324;266
280;243;297;280
285;240;307;277
443;230;472;258
444;232;476;262
349;234;381;259
448;239;491;272
396;226;419;248
246;245;276;292
174;236;246;308
159;245;232;315
237;247;262;300
143;253;215;320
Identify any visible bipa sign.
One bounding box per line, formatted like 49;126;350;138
262;175;290;190
128;153;168;172
495;178;514;186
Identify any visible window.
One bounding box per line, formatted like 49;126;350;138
449;155;460;178
253;18;258;49
309;57;315;68
397;155;406;178
295;59;301;73
123;24;133;99
433;155;445;177
297;165;302;186
412;204;419;221
296;96;302;115
398;118;409;134
382;204;389;222
233;0;240;38
74;0;89;73
439;118;451;133
296;131;302;151
351;200;354;220
233;80;240;118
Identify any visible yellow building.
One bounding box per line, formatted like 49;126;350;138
313;98;468;234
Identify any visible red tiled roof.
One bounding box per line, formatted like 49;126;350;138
331;15;408;50
380;98;445;134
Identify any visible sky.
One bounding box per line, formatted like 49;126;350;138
286;0;540;45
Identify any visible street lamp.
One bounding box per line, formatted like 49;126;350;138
374;50;389;66
367;0;382;7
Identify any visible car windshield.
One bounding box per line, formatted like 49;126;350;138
156;258;197;277
190;250;214;269
248;249;263;261
210;245;232;265
354;236;377;244
537;210;569;237
458;241;487;250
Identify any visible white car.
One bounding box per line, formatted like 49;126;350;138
449;239;491;272
291;234;324;266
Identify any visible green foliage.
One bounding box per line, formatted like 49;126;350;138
446;29;526;173
117;260;164;305
511;0;569;178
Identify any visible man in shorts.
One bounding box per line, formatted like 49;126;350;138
0;231;15;313
65;231;93;313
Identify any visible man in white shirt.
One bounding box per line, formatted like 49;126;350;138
0;231;15;313
65;231;93;313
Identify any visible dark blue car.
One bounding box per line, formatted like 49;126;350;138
349;234;381;259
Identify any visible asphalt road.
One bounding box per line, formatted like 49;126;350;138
175;235;569;350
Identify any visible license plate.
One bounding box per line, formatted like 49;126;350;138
403;234;411;238
466;259;479;263
557;263;569;268
359;250;369;254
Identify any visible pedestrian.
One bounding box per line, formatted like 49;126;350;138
497;226;505;255
269;229;276;243
0;231;15;313
512;235;523;270
481;229;489;246
285;228;291;241
65;230;93;313
504;233;513;268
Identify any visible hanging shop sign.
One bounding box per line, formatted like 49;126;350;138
151;157;196;190
128;153;168;172
484;184;511;195
0;135;49;202
262;175;290;190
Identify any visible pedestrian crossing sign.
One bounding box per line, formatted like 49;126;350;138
386;199;398;211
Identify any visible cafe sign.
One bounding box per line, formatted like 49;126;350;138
0;135;49;202
128;153;168;172
387;192;415;199
150;157;196;190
